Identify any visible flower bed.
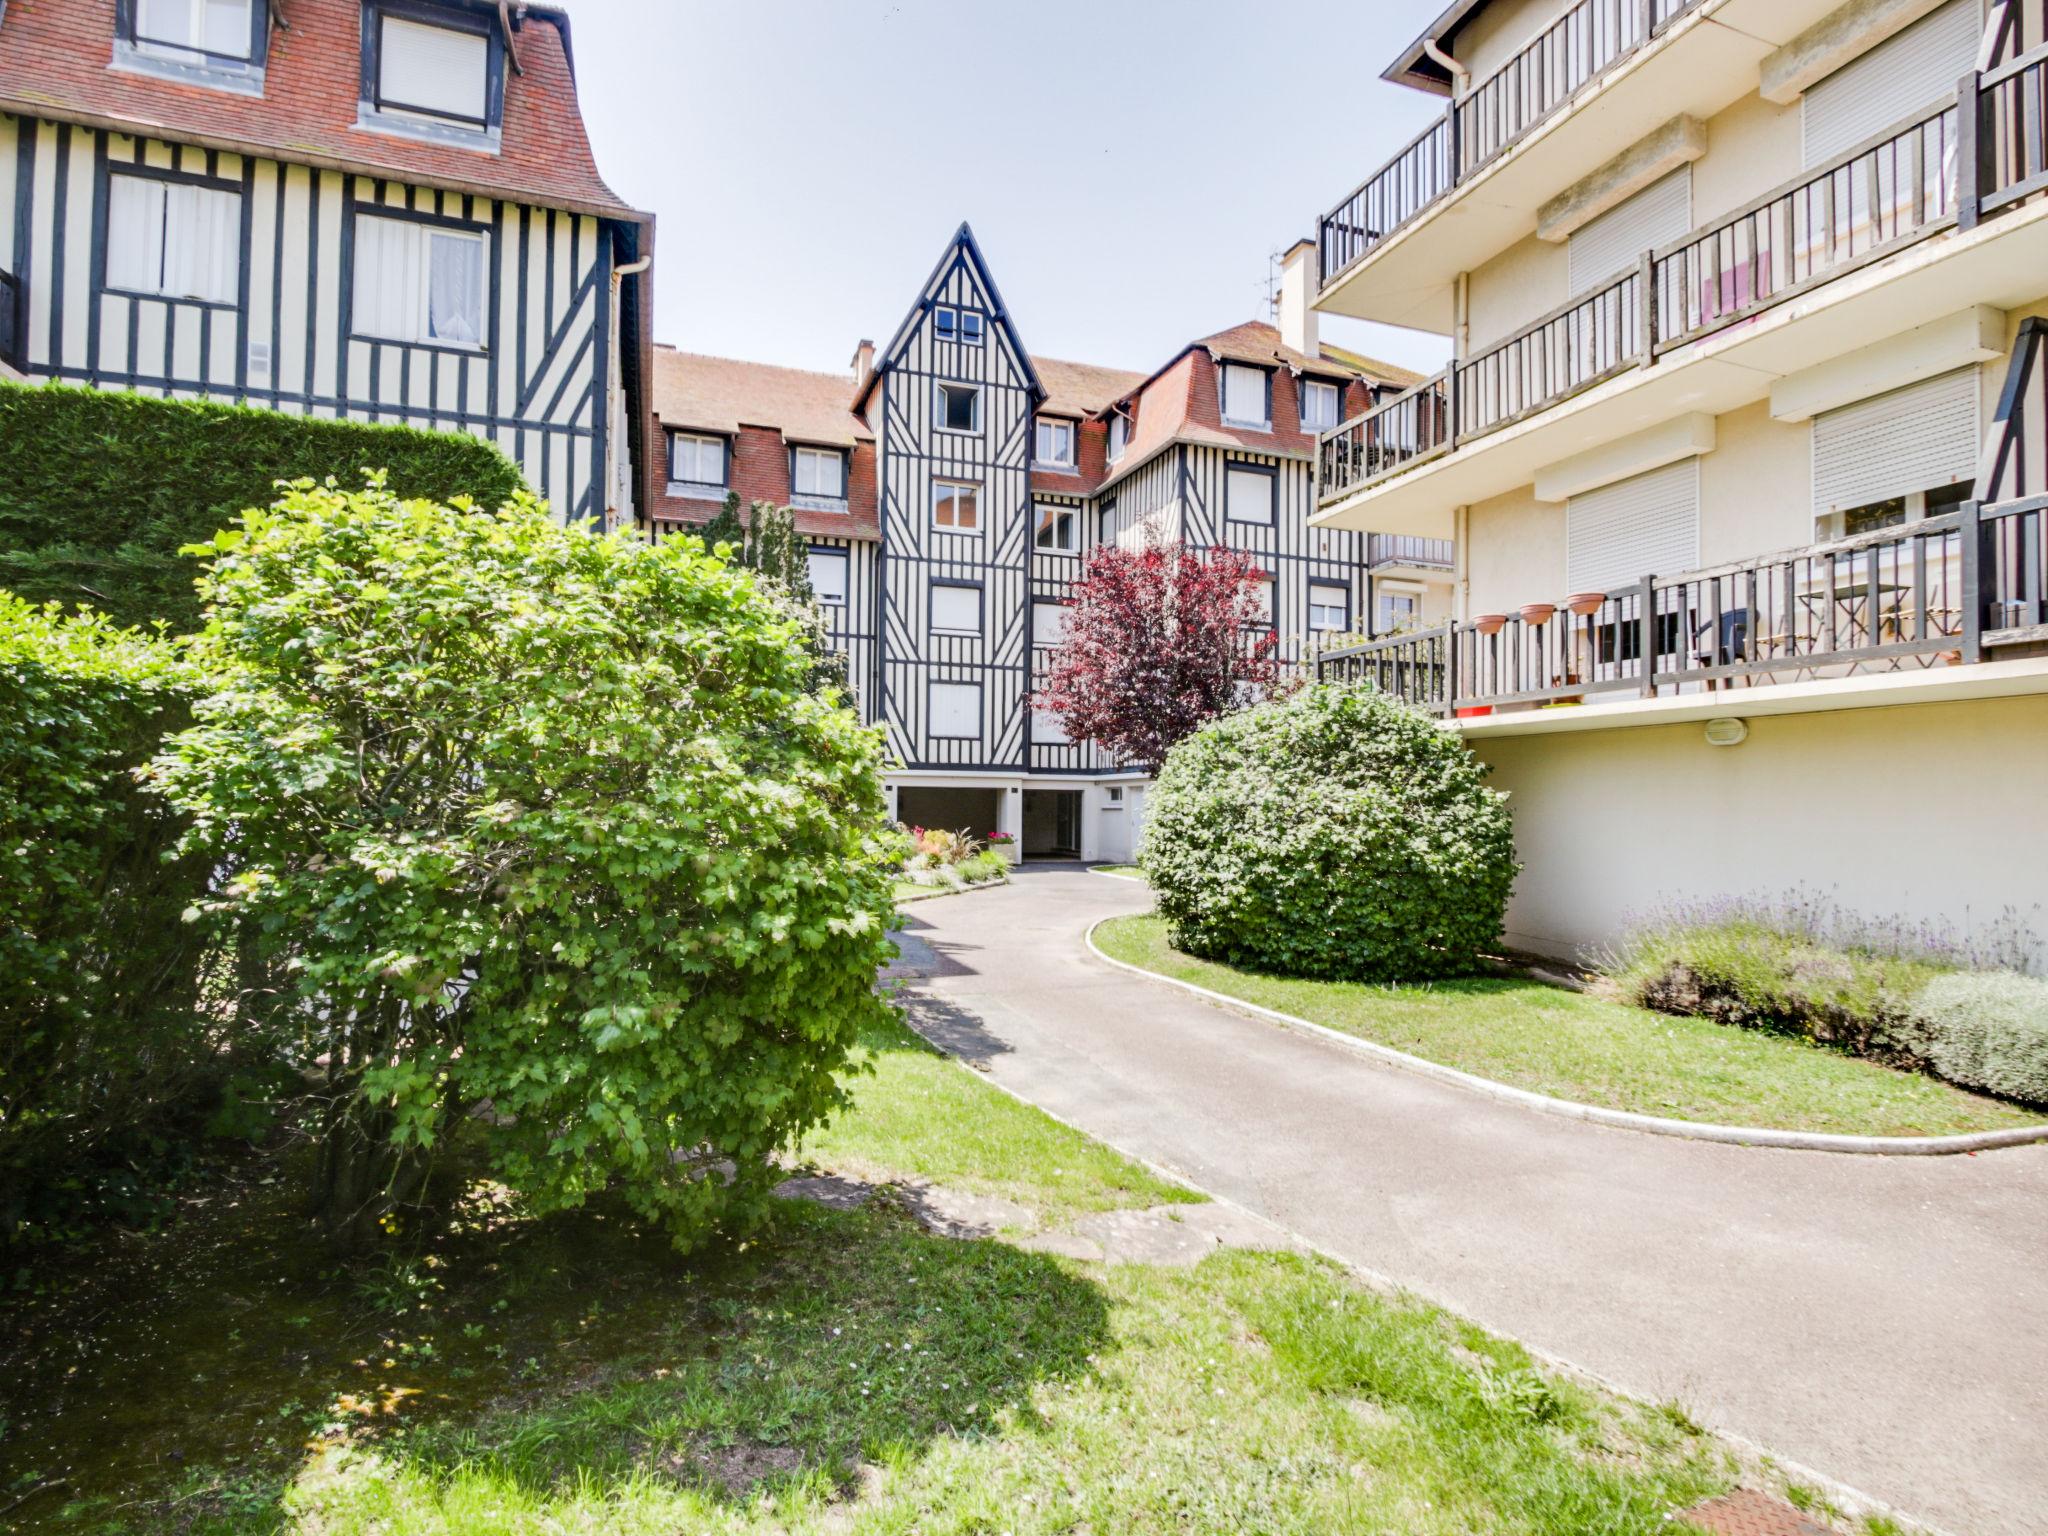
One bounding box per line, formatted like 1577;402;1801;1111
896;825;1009;898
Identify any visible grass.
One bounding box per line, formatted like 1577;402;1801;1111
4;1020;1778;1534
1093;864;1145;881
1095;913;2048;1138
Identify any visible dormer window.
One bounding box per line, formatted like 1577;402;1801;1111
668;432;727;490
1301;378;1342;432
360;4;504;151
1034;417;1076;469
1220;363;1271;429
791;445;849;510
1107;411;1129;462
116;0;268;93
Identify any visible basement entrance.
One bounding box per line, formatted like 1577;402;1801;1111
1021;789;1081;858
894;785;1003;844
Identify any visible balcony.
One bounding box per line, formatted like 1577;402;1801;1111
1315;0;1864;330
1318;498;2048;717
1315;53;2048;534
1367;533;1456;575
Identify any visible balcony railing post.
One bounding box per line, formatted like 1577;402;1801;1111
1446;366;1461;449
1635;248;1656;366
1957;69;1986;230
1638;575;1658;696
1960;497;1986;662
1445;98;1461;192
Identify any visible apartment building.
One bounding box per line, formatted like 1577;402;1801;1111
648;224;1439;861
1309;0;2048;958
0;0;654;528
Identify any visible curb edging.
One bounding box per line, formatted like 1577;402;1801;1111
1083;918;2048;1158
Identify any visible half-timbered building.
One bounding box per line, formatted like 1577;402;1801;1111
649;224;1432;861
0;0;653;528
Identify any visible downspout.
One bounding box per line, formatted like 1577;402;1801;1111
607;252;652;532
1422;35;1470;94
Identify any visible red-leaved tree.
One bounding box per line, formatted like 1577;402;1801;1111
1033;541;1279;770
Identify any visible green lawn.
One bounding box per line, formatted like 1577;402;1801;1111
1096;914;2047;1138
6;1020;1780;1534
1093;864;1145;881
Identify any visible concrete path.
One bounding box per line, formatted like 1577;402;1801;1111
891;866;2048;1536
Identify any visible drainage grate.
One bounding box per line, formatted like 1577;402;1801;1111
1680;1489;1844;1536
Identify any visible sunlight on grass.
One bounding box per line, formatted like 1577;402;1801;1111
1095;914;2047;1137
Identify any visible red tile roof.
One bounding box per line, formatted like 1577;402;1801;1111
0;0;643;222
1035;354;1148;417
652;346;870;447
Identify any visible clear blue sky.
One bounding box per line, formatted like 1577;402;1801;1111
565;0;1453;380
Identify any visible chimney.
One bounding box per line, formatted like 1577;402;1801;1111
1277;239;1318;358
849;338;875;391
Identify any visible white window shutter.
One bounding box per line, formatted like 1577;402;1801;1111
1802;0;1977;166
1568;168;1691;294
162;182;240;303
353;215;420;341
931;585;980;633
1566;458;1700;593
1812;367;1978;514
380;16;489;122
930;683;979;738
106;175;165;293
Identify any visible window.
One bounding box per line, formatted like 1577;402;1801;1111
1032;708;1069;746
933;306;985;344
1220;363;1270;427
961;311;984;344
1035;417;1076;468
1098;497;1118;543
929;681;981;739
1376;588;1418;633
105;173;241;304
669;432;726;487
791;446;846;508
374;12;491;128
934;306;955;340
1034;601;1070;647
807;549;848;607
935;382;981;433
1568;169;1691;293
1108;412;1129;461
1301;378;1341;432
1034;503;1077;552
1225;463;1274;525
1802;0;1977;166
1564;459;1699;595
132;0;255;60
930;581;981;635
352;211;488;347
1309;582;1349;632
1105;785;1124;805
1811;369;1978;540
931;478;980;531
1250;577;1275;627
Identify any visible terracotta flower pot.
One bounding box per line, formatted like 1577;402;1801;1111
1566;591;1606;617
1519;602;1556;627
1473;612;1508;636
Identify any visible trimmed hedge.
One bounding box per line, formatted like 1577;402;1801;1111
0;382;526;632
1142;683;1519;982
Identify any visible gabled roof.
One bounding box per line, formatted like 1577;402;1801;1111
0;0;644;222
652;347;869;448
1383;0;1488;95
1034;355;1149;417
856;222;1046;414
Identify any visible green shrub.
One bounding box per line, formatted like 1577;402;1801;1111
1894;972;2048;1104
145;478;897;1252
0;382;525;633
0;595;222;1241
1142;683;1518;981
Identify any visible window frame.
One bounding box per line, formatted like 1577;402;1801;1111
789;443;849;509
667;431;729;490
1300;377;1342;433
1308;580;1351;634
927;680;983;741
348;202;493;353
1032;598;1071;649
1098;495;1118;545
933;381;983;435
1034;415;1078;469
1375;586;1420;634
928;577;984;637
99;162;246;310
1249;575;1276;631
1107;410;1130;462
931;477;982;534
359;1;505;140
119;0;268;73
1033;502;1078;553
806;546;850;608
1220;362;1273;429
1223;459;1277;526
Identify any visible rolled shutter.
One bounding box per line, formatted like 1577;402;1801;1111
1568;168;1691;294
1566;458;1700;592
1802;0;1978;165
1812;366;1978;514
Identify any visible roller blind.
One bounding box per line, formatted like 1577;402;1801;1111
1802;0;1978;166
1568;168;1691;293
1812;366;1979;513
1565;458;1700;593
379;15;489;124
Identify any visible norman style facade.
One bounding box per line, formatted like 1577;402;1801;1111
1309;0;2048;960
0;0;653;528
648;226;1444;861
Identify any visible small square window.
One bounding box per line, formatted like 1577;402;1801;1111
1221;363;1269;427
1034;504;1077;552
1376;589;1418;632
1106;785;1124;804
1032;708;1069;746
935;382;981;433
930;682;981;739
1309;582;1349;632
133;0;255;61
669;433;726;487
1034;601;1071;647
1225;464;1274;525
105;172;242;304
1035;417;1076;468
932;478;980;532
376;12;491;129
960;311;985;344
930;582;981;635
792;446;846;507
934;306;957;340
807;549;849;607
1302;379;1341;432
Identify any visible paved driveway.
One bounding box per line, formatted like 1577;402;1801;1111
892;865;2048;1536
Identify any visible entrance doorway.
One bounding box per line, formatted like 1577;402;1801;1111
895;785;1003;844
1021;789;1081;858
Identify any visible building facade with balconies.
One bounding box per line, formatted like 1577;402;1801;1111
1308;0;2048;961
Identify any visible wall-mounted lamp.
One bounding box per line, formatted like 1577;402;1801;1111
1704;718;1748;748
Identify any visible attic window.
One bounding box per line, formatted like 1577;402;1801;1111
668;432;727;489
934;307;985;345
792;446;848;510
1034;417;1076;468
1220;363;1271;429
116;0;268;92
1107;412;1129;462
1301;378;1341;432
359;4;505;151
